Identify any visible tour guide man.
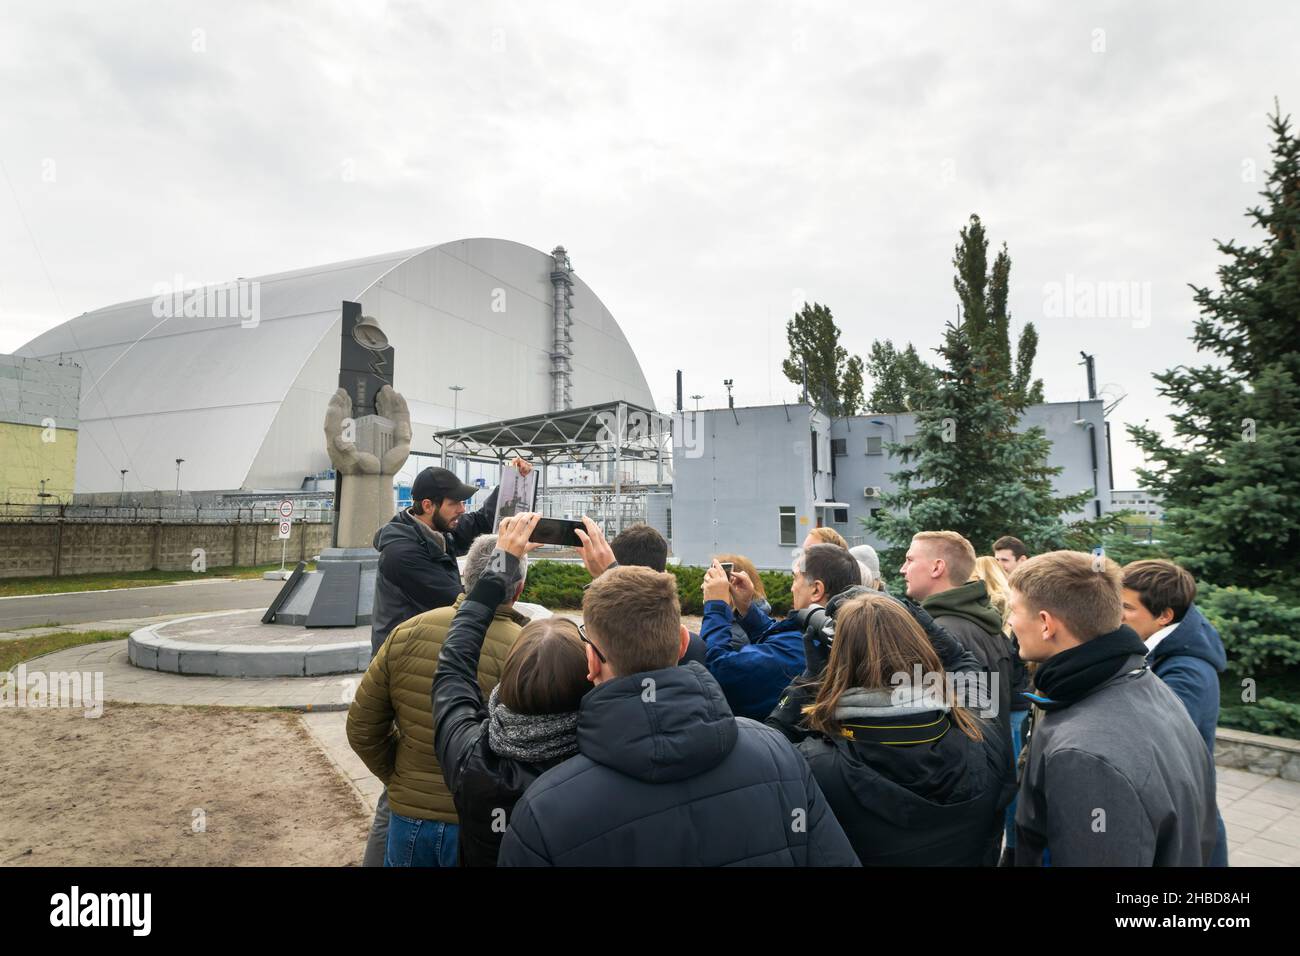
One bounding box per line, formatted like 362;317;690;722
370;457;532;656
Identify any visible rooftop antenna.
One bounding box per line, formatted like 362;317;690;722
1078;351;1097;400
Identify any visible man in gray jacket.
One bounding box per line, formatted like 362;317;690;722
1007;551;1216;866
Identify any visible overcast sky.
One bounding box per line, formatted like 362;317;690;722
2;0;1297;487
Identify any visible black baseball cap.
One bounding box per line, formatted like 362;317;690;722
411;466;479;505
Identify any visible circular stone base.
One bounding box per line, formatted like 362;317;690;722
128;603;554;678
129;609;370;678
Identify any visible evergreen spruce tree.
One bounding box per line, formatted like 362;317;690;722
872;319;1108;566
871;214;1119;564
1129;103;1300;594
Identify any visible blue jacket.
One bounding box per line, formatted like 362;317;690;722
702;599;805;721
1148;604;1227;756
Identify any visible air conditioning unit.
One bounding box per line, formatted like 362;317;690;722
864;486;882;498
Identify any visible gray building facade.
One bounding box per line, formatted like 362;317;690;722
671;399;1113;569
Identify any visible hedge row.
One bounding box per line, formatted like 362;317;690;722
519;559;794;616
1198;584;1300;739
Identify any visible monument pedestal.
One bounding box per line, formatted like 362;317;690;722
268;547;379;627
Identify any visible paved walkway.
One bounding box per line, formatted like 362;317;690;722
18;639;364;710
0;613;184;642
0;578;285;630
302;711;383;815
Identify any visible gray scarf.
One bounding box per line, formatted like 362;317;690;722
487;685;580;763
834;685;949;720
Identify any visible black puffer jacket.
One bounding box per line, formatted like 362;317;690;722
497;662;860;866
767;591;1015;866
369;486;497;655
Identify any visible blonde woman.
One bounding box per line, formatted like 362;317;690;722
970;555;1012;631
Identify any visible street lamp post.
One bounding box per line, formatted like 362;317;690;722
449;385;464;480
175;458;185;498
690;393;703;411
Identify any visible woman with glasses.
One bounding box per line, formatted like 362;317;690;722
432;512;590;866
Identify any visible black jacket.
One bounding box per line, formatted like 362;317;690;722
369;486;498;655
431;551;570;867
922;581;1012;735
497;662;860;866
767;603;1014;866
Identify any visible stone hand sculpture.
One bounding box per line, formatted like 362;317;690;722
324;385;412;475
323;384;412;548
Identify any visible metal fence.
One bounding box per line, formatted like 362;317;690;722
0;501;335;524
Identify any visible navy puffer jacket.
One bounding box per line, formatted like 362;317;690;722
498;661;860;866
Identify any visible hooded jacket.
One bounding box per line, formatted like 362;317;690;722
369;486;498;655
347;589;527;822
922;581;1012;733
496;661;860;866
1147;603;1229;867
1014;629;1217;866
766;597;1014;867
1147;604;1227;756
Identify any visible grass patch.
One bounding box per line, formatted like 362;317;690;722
0;562;316;598
0;631;131;673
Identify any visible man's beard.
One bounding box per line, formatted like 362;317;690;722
431;509;458;535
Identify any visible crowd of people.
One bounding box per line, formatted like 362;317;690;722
345;462;1228;867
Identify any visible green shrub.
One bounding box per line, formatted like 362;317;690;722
1196;584;1300;740
1197;585;1300;678
1220;696;1300;739
520;559;794;615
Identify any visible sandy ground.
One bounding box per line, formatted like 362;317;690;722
0;704;369;866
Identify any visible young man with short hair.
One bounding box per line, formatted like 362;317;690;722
701;543;861;720
1122;559;1229;866
1009;551;1216;866
993;535;1029;575
496;565;859;866
901;531;1010;733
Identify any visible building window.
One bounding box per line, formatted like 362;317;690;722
831;438;847;457
811;430;818;473
866;436;883;456
779;506;797;546
870;507;884;522
833;508;848;523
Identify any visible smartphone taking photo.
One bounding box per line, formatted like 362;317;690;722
529;516;585;548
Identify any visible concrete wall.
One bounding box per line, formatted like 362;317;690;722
0;521;333;578
671;404;833;570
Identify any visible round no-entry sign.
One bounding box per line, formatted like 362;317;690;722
277;519;292;539
278;499;294;518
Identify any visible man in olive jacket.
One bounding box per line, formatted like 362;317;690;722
900;531;1011;735
348;535;530;866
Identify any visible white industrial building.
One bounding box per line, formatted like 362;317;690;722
15;239;656;498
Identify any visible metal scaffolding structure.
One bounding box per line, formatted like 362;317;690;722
421;400;673;535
